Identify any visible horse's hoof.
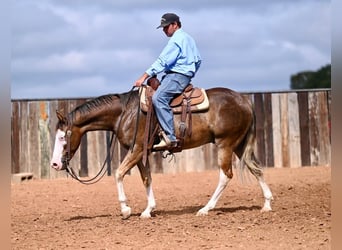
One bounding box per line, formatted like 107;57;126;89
196;208;209;216
140;212;152;219
261;198;272;212
121;207;132;219
260;206;272;212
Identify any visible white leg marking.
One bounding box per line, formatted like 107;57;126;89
115;174;131;219
258;177;273;212
140;184;156;219
197;169;231;216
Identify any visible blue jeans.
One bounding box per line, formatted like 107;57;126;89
152;73;191;141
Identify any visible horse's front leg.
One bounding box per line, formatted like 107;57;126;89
137;159;156;218
115;150;141;219
115;175;131;219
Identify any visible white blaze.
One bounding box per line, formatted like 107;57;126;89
50;129;67;170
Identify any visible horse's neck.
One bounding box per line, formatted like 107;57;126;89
70;99;122;133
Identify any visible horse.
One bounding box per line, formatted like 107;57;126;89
50;87;273;219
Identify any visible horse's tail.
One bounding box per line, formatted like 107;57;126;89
237;110;264;178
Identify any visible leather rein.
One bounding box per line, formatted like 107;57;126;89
62;87;138;185
62;119;117;185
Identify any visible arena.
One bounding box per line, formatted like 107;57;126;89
11;166;330;249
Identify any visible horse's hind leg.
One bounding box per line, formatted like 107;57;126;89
248;162;273;212
137;159;156;218
197;148;233;216
258;175;273;212
235;117;273;212
238;150;273;212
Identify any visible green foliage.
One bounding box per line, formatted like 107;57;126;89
290;64;331;89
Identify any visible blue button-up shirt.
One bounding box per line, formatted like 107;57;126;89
146;28;202;78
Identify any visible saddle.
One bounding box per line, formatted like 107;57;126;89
139;77;209;165
140;85;209;114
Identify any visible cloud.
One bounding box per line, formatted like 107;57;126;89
11;0;331;99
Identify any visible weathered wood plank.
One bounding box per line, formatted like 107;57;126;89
287;93;301;167
28;102;40;177
264;93;274;167
80;133;88;177
281;94;291;167
254;93;266;166
297;92;311;166
86;131;97;177
97;131;107;174
19;101;29;173
87;131;107;177
106;131;112;176
108;134;121;174
39;101;52;178
308;92;320;166
11;102;20;173
149;151;163;173
271;94;283;168
57;100;68;115
161;147;198;174
203;143;218;170
327;91;331;142
317;92;331;166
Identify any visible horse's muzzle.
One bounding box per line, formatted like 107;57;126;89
51;161;65;171
50;157;68;171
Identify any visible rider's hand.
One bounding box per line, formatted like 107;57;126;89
134;78;144;87
134;73;150;87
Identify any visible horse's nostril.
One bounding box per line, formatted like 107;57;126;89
52;163;58;167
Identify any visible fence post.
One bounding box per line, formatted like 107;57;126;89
80;134;88;177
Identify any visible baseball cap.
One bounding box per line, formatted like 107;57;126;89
157;13;180;29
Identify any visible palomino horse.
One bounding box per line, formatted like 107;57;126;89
50;87;273;219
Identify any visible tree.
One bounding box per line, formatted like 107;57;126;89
290;64;331;89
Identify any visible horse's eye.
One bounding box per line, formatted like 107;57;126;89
58;131;66;141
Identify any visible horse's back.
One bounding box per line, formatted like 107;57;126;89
177;87;253;149
205;87;252;114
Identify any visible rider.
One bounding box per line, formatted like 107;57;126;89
134;13;202;150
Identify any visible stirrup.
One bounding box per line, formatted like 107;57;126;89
153;138;170;150
158;130;170;144
153;131;178;151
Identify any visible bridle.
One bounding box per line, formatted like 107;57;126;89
61;86;138;185
62;128;72;169
61;118;116;185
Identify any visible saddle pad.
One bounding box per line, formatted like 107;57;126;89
139;86;209;113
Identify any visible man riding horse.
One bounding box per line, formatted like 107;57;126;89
134;13;202;150
50;13;273;219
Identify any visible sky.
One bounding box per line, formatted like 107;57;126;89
11;0;331;99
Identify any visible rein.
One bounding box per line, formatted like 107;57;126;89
63;87;138;185
65;131;116;185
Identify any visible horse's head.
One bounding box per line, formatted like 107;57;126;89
50;110;80;171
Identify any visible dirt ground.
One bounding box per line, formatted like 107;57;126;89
11;166;330;250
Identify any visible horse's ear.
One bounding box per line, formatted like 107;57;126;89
56;110;66;122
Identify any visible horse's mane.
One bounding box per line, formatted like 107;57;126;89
68;94;117;123
117;90;139;106
68;91;139;123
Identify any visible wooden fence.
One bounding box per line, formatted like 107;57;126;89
11;89;331;179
